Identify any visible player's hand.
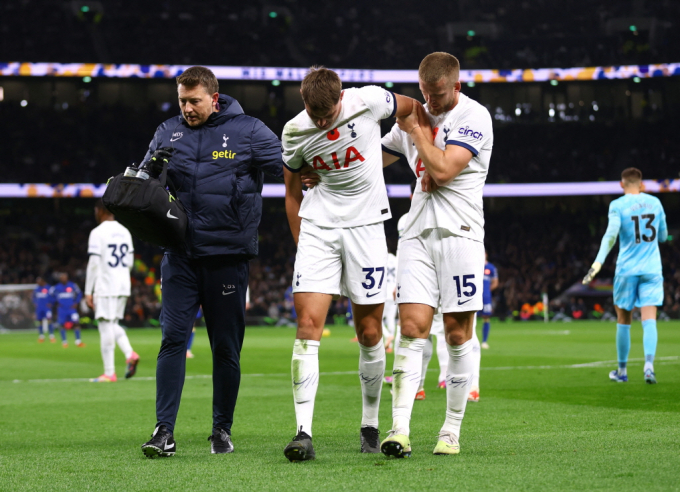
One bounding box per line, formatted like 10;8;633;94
582;261;602;285
300;165;320;189
85;294;94;310
148;147;175;176
421;171;440;193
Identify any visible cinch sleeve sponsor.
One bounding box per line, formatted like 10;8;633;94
359;86;397;121
445;107;491;157
281;122;304;172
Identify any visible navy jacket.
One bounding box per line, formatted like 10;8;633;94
142;95;284;258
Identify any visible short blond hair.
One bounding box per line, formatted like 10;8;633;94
418;52;460;85
621;167;643;185
300;66;342;113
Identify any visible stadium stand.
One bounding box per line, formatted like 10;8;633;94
2;0;680;69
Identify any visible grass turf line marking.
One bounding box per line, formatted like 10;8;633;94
7;356;678;384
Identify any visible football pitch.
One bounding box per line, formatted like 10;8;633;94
1;321;679;491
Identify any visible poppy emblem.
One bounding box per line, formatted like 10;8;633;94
327;129;340;141
484;269;491;275
66;287;72;292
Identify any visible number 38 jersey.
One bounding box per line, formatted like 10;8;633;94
381;93;493;243
86;221;134;296
282;86;396;228
596;193;668;277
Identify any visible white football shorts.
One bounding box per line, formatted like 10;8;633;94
396;229;484;313
293;220;388;304
94;296;128;321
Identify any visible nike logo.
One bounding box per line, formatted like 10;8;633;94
457;299;471;305
170;136;182;142
366;292;380;298
164;442;174;450
222;291;235;296
167;210;179;220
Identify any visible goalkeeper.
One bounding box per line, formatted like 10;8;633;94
582;168;668;384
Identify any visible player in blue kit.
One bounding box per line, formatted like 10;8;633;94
33;276;55;343
50;272;85;348
583;168;668;384
479;252;498;350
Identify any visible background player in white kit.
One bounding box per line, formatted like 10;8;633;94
281;67;429;461
380;52;493;457
86;200;140;383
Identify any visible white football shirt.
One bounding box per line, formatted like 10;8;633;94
282;86;396;228
382;93;493;243
86;221;134;297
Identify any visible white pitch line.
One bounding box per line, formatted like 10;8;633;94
6;356;678;384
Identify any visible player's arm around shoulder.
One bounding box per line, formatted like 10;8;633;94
398;106;465;186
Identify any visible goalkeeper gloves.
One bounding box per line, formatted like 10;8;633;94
582;261;602;285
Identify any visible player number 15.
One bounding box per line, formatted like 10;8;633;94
453;274;476;298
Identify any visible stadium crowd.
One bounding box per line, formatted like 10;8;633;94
1;199;679;330
2;0;680;70
1;101;678;186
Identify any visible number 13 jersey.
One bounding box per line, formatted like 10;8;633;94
86;221;134;296
282;86;396;228
598;193;668;277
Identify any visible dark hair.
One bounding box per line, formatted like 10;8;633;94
621;167;642;184
300;66;342;113
419;52;461;85
176;66;219;95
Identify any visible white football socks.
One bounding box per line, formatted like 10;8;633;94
440;339;474;439
392;336;426;435
113;323;133;359
291;339;320;436
358;339;385;428
419;335;434;391
470;319;481;391
98;320;116;376
435;334;449;384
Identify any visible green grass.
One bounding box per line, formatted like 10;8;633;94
1;321;679;491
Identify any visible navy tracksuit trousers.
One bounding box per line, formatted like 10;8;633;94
156;253;249;434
